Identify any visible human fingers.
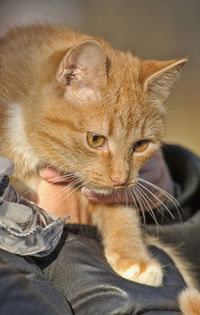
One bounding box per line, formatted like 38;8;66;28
40;167;72;184
39;168;90;224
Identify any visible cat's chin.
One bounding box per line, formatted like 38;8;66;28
81;186;116;202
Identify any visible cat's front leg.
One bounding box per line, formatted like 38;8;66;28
89;203;163;286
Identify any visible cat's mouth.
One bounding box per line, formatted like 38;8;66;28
81;186;114;202
41;166;128;203
81;185;130;203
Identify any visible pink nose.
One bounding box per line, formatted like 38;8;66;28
110;175;128;186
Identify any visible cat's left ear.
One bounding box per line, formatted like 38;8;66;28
56;40;107;105
141;58;188;103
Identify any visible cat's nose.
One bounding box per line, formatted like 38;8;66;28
110;174;128;186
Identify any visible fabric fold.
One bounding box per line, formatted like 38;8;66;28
0;157;67;256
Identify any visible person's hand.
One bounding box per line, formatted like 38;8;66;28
35;171;90;224
36;149;174;222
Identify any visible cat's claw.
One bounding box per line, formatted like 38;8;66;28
112;258;163;287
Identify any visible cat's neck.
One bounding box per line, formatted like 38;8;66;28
0;102;41;194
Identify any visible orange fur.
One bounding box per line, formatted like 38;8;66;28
179;289;200;315
1;24;195;310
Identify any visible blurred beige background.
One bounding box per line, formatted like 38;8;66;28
0;0;199;154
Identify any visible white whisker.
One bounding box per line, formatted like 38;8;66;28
134;183;169;221
125;190;128;208
138;177;179;206
62;182;84;201
137;182;175;220
128;188;146;226
49;172;82;184
138;177;182;221
133;186;159;228
54;178;83;198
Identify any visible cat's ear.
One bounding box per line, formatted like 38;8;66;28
141;58;188;103
56;40;107;104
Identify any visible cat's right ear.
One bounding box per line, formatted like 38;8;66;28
56;40;107;105
141;58;188;104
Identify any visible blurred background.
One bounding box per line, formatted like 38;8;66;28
0;0;199;154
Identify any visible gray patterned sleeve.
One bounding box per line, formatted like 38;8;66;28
0;157;67;256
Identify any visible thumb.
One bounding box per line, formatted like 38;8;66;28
40;167;71;184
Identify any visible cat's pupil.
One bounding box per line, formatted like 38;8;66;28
136;140;143;147
93;135;99;142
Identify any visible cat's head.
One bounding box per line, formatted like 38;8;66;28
28;39;187;195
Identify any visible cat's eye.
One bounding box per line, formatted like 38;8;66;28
87;132;106;148
133;140;150;152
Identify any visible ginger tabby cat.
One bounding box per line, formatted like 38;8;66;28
0;24;199;313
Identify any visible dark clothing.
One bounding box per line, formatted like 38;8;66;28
147;144;200;283
0;144;200;314
0;249;71;315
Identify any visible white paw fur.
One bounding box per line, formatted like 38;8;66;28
119;260;163;286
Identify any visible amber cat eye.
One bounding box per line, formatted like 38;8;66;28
133;140;150;152
87;132;106;148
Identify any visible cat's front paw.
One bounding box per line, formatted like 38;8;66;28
109;257;163;286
